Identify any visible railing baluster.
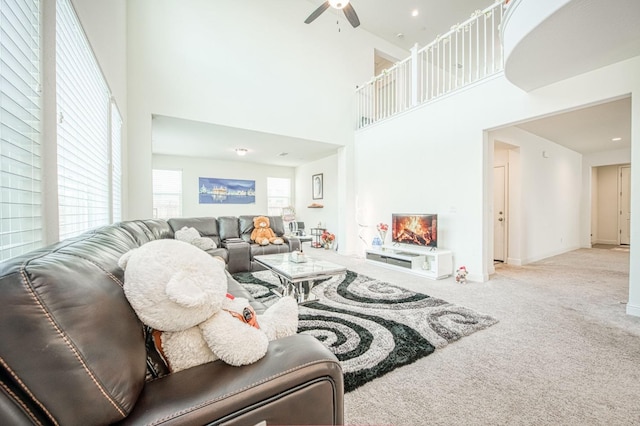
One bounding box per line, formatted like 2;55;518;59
355;0;503;129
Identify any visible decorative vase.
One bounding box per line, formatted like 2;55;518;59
378;230;387;245
324;241;333;250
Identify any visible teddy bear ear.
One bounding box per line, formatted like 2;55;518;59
165;270;212;308
118;248;137;270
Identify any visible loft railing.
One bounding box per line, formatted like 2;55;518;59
356;0;506;129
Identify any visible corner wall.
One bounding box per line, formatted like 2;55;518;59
294;154;339;239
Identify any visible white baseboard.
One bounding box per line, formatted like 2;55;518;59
594;239;618;245
626;303;640;317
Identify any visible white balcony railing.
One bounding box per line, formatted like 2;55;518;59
356;0;506;129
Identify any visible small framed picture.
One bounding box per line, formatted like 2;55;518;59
312;173;323;200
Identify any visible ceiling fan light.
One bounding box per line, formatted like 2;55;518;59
328;0;349;10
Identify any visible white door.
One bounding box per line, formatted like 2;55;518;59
620;165;631;245
493;166;506;262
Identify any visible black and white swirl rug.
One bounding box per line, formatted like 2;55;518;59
232;270;498;392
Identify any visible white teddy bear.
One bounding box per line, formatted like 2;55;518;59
118;239;298;372
174;226;215;251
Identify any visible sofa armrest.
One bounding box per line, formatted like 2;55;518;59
283;236;301;252
119;334;343;425
222;240;251;274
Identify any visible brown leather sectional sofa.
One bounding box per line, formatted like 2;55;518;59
0;218;343;425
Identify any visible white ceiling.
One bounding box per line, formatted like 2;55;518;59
153;0;634;165
152;115;343;167
304;0;495;52
514;97;631;155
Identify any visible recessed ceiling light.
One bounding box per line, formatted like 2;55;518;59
235;148;248;156
411;9;419;17
611;137;622;142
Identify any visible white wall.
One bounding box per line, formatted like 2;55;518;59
153;155;295;218
126;0;408;219
355;56;640;285
294;154;339;239
491;126;583;265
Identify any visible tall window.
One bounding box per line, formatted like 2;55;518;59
0;0;42;261
152;169;182;219
110;103;122;222
56;0;114;239
267;177;291;216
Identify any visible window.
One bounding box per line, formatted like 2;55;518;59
0;0;42;261
267;177;291;217
110;103;122;222
152;169;182;219
56;0;113;239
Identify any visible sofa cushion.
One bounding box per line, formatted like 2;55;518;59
268;216;286;236
238;215;255;243
218;216;241;241
250;243;292;258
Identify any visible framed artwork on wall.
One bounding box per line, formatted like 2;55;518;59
312;173;323;200
198;177;256;204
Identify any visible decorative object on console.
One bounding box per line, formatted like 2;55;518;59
232;269;498;392
321;230;335;249
251;216;284;246
392;213;438;248
376;222;389;244
118;239;299;372
455;266;469;284
199;177;256;205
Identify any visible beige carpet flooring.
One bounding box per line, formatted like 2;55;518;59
305;245;640;425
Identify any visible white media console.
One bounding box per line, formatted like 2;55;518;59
365;245;453;280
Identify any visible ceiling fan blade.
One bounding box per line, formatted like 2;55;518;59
343;3;360;28
305;1;330;24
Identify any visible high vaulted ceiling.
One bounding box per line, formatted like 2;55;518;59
153;0;635;165
304;0;495;52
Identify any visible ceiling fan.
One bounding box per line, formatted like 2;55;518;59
304;0;360;28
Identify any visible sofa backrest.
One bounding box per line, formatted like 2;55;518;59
167;217;221;246
218;216;241;241
238;215;286;243
0;220;172;425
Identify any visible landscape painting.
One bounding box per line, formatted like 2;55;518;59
199;177;255;204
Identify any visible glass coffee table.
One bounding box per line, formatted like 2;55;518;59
254;253;346;303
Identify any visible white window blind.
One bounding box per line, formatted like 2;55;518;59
152;169;182;219
0;0;42;261
111;103;122;222
267;177;291;216
56;0;110;239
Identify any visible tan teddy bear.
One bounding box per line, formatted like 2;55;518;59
250;216;284;246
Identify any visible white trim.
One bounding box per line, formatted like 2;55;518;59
626;303;640;317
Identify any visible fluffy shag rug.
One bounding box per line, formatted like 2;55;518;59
233;270;498;392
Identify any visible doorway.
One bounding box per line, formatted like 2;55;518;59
591;163;631;246
619;165;631;245
493;165;507;262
